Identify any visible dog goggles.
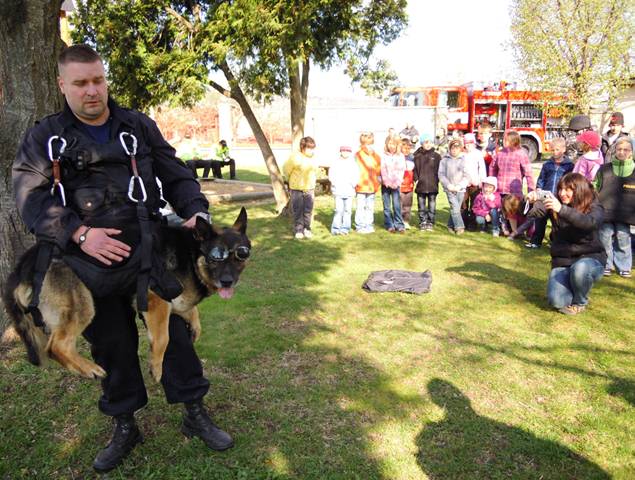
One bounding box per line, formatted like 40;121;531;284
206;245;250;263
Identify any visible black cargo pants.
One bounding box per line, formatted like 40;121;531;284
82;294;209;417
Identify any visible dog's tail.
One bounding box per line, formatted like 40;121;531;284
2;248;49;366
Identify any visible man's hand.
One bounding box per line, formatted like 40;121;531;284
72;226;131;266
182;212;210;229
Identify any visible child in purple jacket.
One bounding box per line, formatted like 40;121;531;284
472;176;502;236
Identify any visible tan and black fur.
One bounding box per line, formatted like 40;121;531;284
3;207;250;382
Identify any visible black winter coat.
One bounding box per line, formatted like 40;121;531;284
413;147;442;194
546;200;607;268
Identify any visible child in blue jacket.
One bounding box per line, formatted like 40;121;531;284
526;137;574;248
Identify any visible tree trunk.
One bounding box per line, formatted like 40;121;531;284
289;57;310;150
215;61;289;213
0;0;64;334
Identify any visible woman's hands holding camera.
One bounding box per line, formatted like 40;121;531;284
543;195;562;213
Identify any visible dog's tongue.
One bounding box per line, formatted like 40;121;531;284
218;287;234;299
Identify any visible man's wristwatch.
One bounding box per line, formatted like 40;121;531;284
78;226;92;245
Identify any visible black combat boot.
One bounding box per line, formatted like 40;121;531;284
93;413;143;473
182;401;234;451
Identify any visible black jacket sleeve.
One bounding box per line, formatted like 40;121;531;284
558;202;604;232
12;123;83;249
138;115;209;219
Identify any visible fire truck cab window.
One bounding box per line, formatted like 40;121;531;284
447;91;459;108
405;92;423;106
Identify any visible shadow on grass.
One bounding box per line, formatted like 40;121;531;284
427;330;635;409
446;261;549;309
416;378;610;480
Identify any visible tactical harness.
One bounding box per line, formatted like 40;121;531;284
27;127;178;327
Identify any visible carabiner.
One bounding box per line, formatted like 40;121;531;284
47;136;67;161
128;176;148;203
119;132;137;156
51;183;67;206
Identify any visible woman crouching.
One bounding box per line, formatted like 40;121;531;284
527;172;606;315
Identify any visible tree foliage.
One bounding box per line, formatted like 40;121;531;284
510;0;634;113
72;0;407;210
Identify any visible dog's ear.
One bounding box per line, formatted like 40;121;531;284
232;207;247;235
193;216;216;241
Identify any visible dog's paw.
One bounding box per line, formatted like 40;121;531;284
190;324;201;343
150;362;163;382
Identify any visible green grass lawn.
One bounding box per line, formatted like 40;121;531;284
1;173;634;479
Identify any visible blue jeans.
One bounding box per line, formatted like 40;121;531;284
331;196;353;234
445;191;465;231
547;258;604;308
381;186;404;230
599;222;632;273
475;208;500;234
355;192;375;232
417;193;437;226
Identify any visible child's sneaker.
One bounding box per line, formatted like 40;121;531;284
426;224;434;231
303;229;313;239
404;222;411;230
603;268;612;276
619;271;632;278
294;232;304;239
492;231;500;237
559;304;586;315
524;243;540;249
455;228;465;235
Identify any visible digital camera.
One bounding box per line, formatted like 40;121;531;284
535;189;554;201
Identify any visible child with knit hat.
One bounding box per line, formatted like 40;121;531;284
472;176;502;236
413;133;442;231
329;145;360;235
572;131;603;181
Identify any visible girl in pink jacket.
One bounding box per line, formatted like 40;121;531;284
380;135;407;232
572;131;603;181
472;176;502;236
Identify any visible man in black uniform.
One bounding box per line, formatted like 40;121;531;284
12;45;233;473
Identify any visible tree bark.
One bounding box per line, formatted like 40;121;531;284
214;61;289;213
289;57;310;150
0;0;64;334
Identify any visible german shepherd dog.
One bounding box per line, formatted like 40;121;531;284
3;207;250;382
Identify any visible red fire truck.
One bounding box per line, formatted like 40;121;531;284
389;81;569;162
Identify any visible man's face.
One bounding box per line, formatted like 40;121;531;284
58;60;109;125
610;123;623;135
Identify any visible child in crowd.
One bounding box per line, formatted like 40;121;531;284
329;146;360;235
572;131;603;181
525;137;573;248
354;132;382;234
283;136;318;239
380;135;407;233
461;133;487;229
413;133;442;231
472;176;501;236
503;194;534;239
477;121;497;168
439;138;469;234
489;130;535;233
400;139;415;229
